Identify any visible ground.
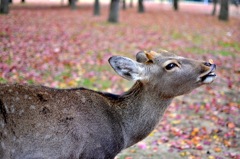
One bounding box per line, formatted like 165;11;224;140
0;1;239;159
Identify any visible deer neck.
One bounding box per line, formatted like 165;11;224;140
118;81;172;148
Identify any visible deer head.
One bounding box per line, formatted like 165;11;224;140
109;50;216;98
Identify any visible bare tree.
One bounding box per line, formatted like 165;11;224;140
94;0;100;15
212;0;218;15
122;0;126;10
0;0;9;14
69;0;77;10
129;0;133;8
173;0;179;11
108;0;120;23
219;0;229;20
138;0;144;13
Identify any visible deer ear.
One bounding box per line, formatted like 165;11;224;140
109;56;143;81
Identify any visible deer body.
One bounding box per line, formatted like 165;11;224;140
0;85;125;159
0;51;216;159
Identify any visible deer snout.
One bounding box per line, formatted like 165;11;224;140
203;62;212;67
203;62;216;69
203;62;216;73
198;62;217;84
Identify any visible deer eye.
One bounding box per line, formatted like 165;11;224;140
165;63;178;70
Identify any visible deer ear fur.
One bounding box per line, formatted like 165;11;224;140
109;56;143;81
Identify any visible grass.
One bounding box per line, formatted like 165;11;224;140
218;50;234;56
0;77;8;83
185;47;236;56
218;41;240;51
185;47;206;54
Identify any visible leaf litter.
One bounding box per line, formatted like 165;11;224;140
0;2;239;159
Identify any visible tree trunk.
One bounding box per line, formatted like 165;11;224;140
219;0;229;21
129;0;133;8
21;0;25;3
232;0;238;7
70;0;77;10
212;0;218;15
108;0;120;23
0;0;9;14
122;0;126;10
94;0;100;15
173;0;179;11
9;0;12;4
138;0;144;13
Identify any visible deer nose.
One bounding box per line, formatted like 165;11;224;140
203;62;212;67
203;62;217;71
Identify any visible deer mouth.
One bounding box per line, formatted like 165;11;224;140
198;64;217;84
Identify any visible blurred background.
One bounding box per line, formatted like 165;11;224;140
0;0;239;158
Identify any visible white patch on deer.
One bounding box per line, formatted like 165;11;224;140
36;123;41;128
15;97;20;101
36;132;40;137
19;109;24;115
24;95;28;99
63;108;68;113
30;105;36;110
15;138;21;144
4;104;9;113
176;56;185;59
45;135;52;140
11;105;15;113
12;136;16;141
0;121;5;128
3;130;7;135
81;96;86;103
11;149;15;153
1;142;6;149
203;76;216;84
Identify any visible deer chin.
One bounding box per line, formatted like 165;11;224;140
201;72;216;84
197;65;217;84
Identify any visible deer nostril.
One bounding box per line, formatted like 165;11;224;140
204;62;212;67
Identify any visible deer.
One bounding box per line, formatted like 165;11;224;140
0;50;216;159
